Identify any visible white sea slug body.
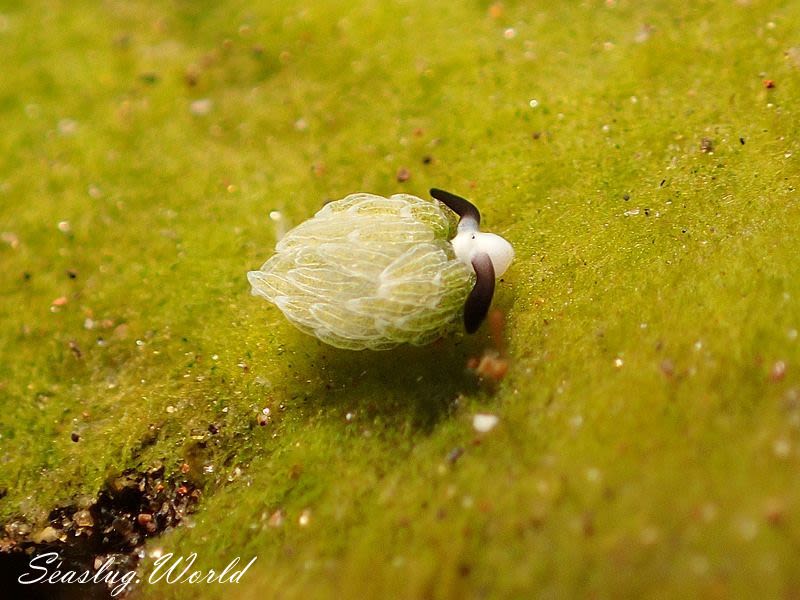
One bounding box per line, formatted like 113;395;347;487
247;189;513;351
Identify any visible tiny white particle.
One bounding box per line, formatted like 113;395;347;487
57;220;71;233
773;437;791;459
472;413;499;433
503;28;516;39
735;517;758;541
634;24;653;44
57;118;78;136
294;117;308;131
269;210;283;221
613;357;624;368
586;467;602;483
1;232;19;248
640;526;660;545
529;99;539;108
189;98;213;116
700;503;718;522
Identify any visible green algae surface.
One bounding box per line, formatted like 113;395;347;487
1;0;800;597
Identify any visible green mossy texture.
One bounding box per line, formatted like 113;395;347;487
1;0;799;597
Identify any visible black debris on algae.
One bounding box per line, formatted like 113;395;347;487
0;466;201;599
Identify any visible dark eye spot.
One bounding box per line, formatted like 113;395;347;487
471;234;476;239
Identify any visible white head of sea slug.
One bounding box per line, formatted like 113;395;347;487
247;189;514;350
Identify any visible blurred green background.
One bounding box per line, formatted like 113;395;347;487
1;0;799;597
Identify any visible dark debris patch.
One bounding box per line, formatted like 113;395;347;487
0;465;201;599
